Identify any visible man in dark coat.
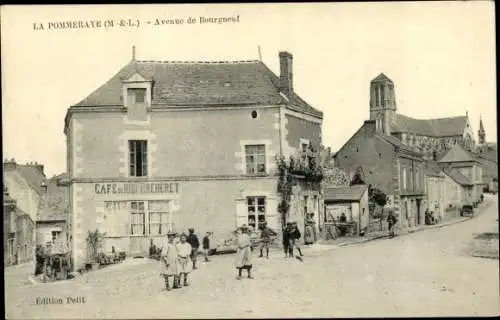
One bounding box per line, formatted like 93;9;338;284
186;228;200;269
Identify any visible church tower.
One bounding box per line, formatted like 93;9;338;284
369;73;397;135
478;115;486;145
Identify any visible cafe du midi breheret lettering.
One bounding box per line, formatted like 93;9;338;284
94;182;180;195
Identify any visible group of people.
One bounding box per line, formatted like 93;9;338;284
159;228;212;291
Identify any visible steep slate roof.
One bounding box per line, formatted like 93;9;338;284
324;185;368;202
392;114;467;137
439;143;475;163
73;59;323;118
425;160;443;177
376;133;421;155
37;174;69;221
443;168;473;186
3;163;46;195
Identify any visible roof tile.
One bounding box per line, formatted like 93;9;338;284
324;185;368;201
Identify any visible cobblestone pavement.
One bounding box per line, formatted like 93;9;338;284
5;196;499;319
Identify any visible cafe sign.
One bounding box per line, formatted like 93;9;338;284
94;182;180;195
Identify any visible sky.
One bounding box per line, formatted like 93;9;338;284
1;2;496;177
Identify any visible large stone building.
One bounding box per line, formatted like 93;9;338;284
64;50;323;270
369;73;475;159
3;159;46;265
334;120;426;228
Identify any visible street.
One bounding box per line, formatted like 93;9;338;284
5;196;499;319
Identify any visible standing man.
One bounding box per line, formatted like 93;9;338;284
259;221;277;259
387;211;398;238
186;228;200;270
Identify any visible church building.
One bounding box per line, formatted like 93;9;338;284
368;73;475;159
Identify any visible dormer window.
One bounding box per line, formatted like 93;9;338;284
127;88;146;104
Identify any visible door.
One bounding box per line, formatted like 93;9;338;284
416;199;422;225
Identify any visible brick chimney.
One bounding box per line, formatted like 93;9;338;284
279;51;293;99
364;120;377;137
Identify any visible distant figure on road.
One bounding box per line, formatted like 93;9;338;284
160;231;179;291
176;234;193;287
235;224;253;279
387;211;398;238
202;231;212;262
259;221;277;258
187;228;200;270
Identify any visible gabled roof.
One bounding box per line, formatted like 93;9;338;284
73;59;323;118
443;168;473;186
425;160;443;177
324;184;368;202
392;114;467;137
439;143;475;163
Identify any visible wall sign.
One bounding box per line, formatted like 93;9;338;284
94;182;180;195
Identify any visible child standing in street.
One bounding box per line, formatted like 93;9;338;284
234;224;253;279
176;234;193;287
160;231;179;291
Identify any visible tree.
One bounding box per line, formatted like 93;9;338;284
368;184;388;207
350;167;366;186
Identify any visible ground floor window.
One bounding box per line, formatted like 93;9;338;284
130;201;146;235
148;201;170;235
247;196;266;229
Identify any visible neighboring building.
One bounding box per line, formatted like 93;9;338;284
64;50;323;270
3;159;47;266
475;117;498;193
323;184;369;235
443;168;474;207
441;169;466;219
3;187;36;266
424;160;445;221
368;73;475;159
36;173;69;253
438;143;483;205
334;120;426;229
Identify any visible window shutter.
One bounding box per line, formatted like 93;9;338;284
265;198;279;230
235;199;247;228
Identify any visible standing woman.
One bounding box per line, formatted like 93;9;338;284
176;234;193;287
160;231;179;291
234;224;253;279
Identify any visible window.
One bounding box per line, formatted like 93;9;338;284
148;201;171;235
130;201;146;235
380;85;385;104
402;167;407;189
51;231;61;243
247;196;266;229
129;140;148;177
245;145;266;174
127;88;146;104
304;195;309;215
